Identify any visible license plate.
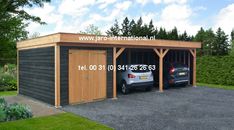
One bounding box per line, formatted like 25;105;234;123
140;76;148;80
179;72;186;76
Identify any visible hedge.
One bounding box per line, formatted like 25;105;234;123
197;55;234;86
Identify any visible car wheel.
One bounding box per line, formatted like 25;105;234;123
121;82;129;94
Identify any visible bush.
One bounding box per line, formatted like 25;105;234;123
0;98;7;109
0;108;6;122
6;103;33;121
0;64;17;91
197;55;234;86
0;98;33;122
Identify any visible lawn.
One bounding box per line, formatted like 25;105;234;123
0;113;112;130
0;91;17;96
197;83;234;90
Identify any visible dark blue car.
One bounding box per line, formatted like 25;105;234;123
163;62;190;88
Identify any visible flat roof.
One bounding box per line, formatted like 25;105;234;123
17;32;201;49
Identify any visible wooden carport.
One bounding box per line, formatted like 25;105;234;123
113;47;197;98
17;33;201;107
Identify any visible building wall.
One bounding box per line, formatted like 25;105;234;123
19;47;55;105
60;46;113;105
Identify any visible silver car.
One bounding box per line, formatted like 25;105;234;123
117;64;154;94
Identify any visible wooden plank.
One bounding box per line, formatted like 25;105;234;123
192;49;197;86
99;51;107;99
55;45;60;107
17;33;201;49
17;34;60;49
159;53;163;92
17;50;19;94
113;47;117;98
17;43;56;50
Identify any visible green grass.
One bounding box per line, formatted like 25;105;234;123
0;113;112;130
0;91;17;96
197;83;234;90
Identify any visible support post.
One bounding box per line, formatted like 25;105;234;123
113;47;117;99
153;48;169;92
17;50;19;94
55;44;61;108
193;50;196;87
159;50;163;92
189;49;196;87
113;47;125;99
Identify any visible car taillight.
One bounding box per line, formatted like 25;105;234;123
169;67;175;74
128;74;136;78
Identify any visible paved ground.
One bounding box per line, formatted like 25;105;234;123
4;95;64;117
63;86;234;130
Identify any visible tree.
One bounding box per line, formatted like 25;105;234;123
153;27;159;38
80;24;102;35
0;0;50;24
0;0;50;64
179;31;189;41
168;27;179;40
158;27;167;39
129;19;137;36
230;29;234;55
106;20;120;36
213;28;229;55
194;28;215;56
121;17;130;36
134;17;143;36
146;20;154;37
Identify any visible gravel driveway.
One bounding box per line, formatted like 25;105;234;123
63;86;234;130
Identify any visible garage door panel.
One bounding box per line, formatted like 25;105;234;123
69;50;106;104
89;51;98;101
98;52;107;99
78;51;89;103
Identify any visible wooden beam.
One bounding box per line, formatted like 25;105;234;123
113;47;117;98
17;50;19;94
189;49;197;86
17;43;56;50
115;48;125;59
189;49;195;57
192;49;196;87
18;33;201;50
55;45;61;108
159;56;163;92
153;49;161;57
162;49;169;57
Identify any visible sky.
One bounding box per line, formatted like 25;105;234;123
25;0;234;36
